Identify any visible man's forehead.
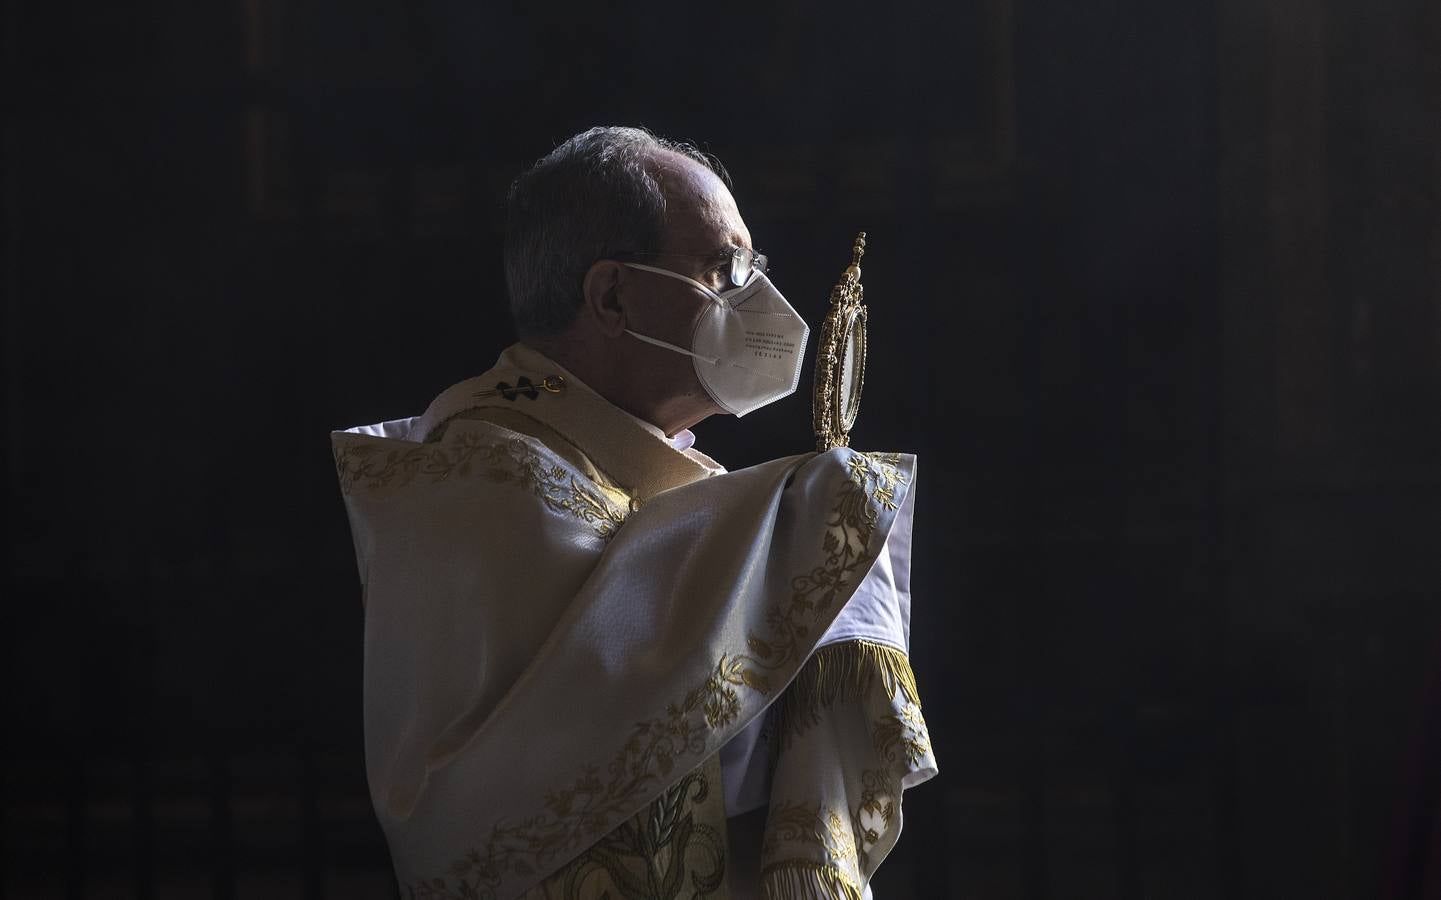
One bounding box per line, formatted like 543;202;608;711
652;150;751;253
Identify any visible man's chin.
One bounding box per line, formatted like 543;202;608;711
672;397;725;434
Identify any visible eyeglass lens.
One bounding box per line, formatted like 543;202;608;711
729;248;768;287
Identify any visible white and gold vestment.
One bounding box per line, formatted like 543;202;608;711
332;343;937;899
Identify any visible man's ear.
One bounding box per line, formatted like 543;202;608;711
581;260;628;338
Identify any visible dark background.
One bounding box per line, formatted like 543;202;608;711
4;0;1440;897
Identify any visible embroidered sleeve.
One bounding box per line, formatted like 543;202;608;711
760;639;937;899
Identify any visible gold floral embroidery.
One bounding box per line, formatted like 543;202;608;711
745;455;909;670
852;769;897;861
506;760;727;900
871;701;932;768
761;710;925;896
334;432;628;539
395;654;773;900
763;641;922;891
761;802;857;865
405;450;908;899
761;804;863;900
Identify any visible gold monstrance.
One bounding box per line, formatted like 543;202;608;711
813;232;869;452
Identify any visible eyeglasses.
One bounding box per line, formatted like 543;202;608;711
614;246;769;288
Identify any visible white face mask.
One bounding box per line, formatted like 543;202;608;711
622;263;810;417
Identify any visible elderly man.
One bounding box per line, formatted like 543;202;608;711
332;126;936;899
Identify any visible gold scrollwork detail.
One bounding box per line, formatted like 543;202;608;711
334;432;628;539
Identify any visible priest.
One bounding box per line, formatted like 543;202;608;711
332;126;937;899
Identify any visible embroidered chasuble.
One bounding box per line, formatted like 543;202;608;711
332;343;938;899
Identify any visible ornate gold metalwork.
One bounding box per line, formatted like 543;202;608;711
812;233;869;452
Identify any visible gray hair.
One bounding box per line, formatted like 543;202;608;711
504;126;729;339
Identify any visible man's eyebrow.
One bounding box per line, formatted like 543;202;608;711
688;246;731;263
714;238;754;257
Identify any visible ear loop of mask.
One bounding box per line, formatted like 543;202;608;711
621;262;728;304
618;261;785;380
620;261;724;362
624;329;720;365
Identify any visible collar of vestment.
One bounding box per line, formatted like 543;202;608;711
414;342;723;504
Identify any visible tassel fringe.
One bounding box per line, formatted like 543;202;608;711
773;639;920;749
760;860;864;900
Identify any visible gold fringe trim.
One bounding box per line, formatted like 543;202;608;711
772;639;921;749
760;860;864;900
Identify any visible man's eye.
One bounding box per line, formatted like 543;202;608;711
704;266;728;289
